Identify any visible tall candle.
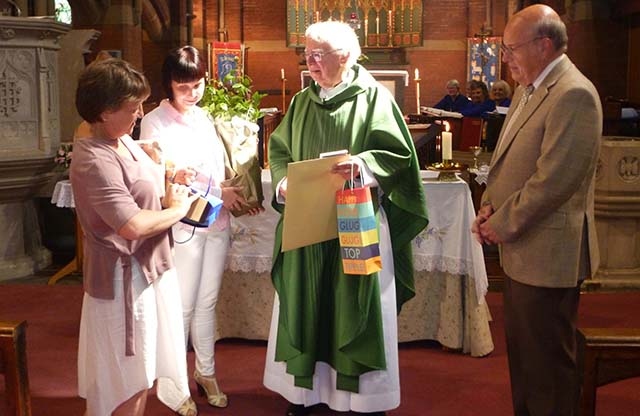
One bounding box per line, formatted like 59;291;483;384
376;16;380;34
415;69;421;114
364;17;369;46
281;68;285;80
315;11;320;22
206;42;211;81
442;131;453;160
416;85;421;114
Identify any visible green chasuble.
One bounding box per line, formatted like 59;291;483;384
268;64;428;392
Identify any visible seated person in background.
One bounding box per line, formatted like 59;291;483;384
460;79;496;117
490;80;512;107
433;79;471;112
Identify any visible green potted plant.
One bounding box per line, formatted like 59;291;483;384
200;69;266;123
199;69;267;216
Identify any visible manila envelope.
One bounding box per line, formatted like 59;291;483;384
282;154;349;251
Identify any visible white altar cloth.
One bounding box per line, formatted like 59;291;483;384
215;170;494;357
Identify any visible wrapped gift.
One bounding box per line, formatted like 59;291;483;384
214;116;264;216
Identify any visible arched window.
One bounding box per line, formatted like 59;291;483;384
54;0;72;24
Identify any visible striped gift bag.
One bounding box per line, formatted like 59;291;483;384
335;186;382;275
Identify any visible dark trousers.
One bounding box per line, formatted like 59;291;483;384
503;277;581;416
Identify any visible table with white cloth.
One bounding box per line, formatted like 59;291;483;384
215;170;494;357
48;179;83;285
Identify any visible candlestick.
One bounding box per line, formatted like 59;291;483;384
281;76;287;113
206;42;211;82
364;17;369;46
415;82;421;114
442;131;453;162
388;10;393;45
414;69;421;114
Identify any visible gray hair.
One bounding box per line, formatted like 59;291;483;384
491;79;512;98
536;14;568;52
446;79;460;89
305;21;362;67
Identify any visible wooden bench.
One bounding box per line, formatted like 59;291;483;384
0;320;31;416
578;328;640;416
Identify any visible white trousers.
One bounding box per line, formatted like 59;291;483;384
174;225;230;376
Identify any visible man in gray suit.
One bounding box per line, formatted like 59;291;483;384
472;4;602;415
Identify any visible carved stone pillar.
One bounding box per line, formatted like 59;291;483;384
0;16;69;280
591;137;640;290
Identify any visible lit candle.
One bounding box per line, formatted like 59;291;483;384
415;68;421;114
281;68;285;80
376;16;380;34
206;42;211;81
442;131;453;161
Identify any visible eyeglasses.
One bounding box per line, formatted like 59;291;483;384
302;49;342;62
500;37;546;55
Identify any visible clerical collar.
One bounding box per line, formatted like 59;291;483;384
319;69;354;101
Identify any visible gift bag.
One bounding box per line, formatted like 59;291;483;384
336;185;382;275
214;116;264;217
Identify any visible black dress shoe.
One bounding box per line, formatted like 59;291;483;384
286;403;311;416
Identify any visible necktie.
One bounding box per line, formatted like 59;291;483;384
495;85;534;154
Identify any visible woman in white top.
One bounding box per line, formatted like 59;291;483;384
139;45;253;413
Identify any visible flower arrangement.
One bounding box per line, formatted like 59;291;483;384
54;142;73;170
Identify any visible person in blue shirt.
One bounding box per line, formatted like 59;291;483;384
491;80;512;107
460;80;496;117
433;79;471;112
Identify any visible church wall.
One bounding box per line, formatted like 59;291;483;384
67;1;634;115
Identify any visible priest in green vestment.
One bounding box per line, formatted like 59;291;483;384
263;20;428;416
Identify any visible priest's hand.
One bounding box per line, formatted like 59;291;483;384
332;160;359;181
278;177;288;200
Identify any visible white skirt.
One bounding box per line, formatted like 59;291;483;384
263;209;401;413
78;259;190;415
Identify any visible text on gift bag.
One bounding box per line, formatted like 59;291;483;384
336;186;382;275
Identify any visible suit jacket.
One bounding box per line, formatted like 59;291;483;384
485;55;602;288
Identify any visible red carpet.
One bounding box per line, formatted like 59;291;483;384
1;284;639;415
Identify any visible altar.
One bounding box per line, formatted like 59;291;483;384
215;170;494;357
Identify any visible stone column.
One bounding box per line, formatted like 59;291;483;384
591;137;640;290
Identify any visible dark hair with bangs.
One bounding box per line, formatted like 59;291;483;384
75;58;150;123
162;46;207;100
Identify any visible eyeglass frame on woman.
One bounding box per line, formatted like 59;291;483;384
500;36;547;55
303;49;342;62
